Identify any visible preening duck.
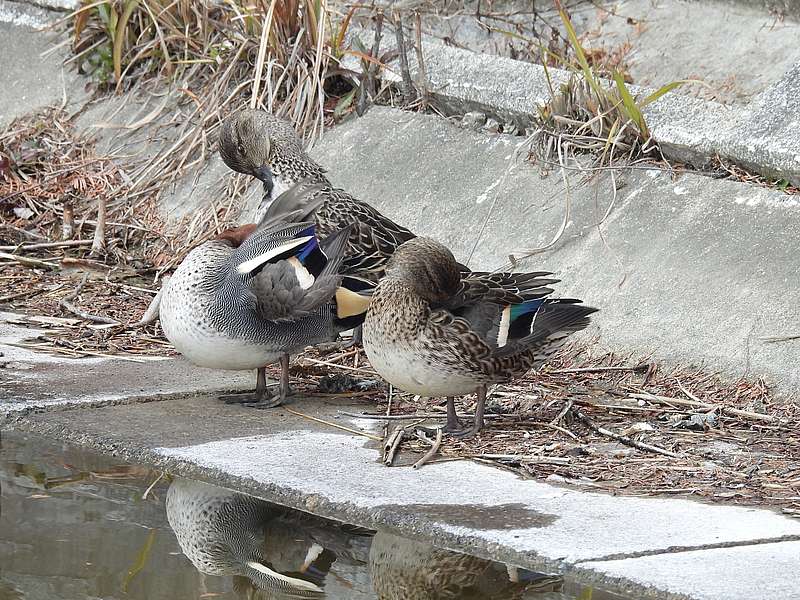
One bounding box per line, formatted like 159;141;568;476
361;237;598;436
159;183;370;408
218;109;416;283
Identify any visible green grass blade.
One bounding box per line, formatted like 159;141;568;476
557;5;602;100
613;70;648;137
113;0;140;86
641;80;684;107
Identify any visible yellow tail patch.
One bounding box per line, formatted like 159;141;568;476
335;287;372;318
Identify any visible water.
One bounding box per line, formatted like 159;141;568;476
0;432;627;600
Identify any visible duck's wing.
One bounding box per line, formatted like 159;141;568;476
427;298;597;378
233;222;352;322
315;190;417;280
425;268;597;374
444;271;560;311
490;299;598;361
256;181;328;233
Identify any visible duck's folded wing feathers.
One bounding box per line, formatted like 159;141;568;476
491;300;598;360
444;271;560;311
248;225;353;322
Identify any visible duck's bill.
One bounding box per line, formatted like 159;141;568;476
254;165;274;213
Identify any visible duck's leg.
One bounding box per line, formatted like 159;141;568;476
248;353;293;409
219;367;270;404
449;386;486;438
443;397;464;433
316;326;363;354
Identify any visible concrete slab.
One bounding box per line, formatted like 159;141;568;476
310;107;800;394
726;61;800;184
583;541;800;600
397;0;800;104
9;394;800;596
0;316;251;419
345;27;800;184
580;0;800;103
0;1;89;128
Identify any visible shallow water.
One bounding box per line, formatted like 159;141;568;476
0;432;628;600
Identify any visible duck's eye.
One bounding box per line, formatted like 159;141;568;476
237;142;246;155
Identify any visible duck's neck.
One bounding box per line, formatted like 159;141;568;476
369;277;430;330
258;156;330;214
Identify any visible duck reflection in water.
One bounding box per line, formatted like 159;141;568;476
166;478;367;599
368;531;562;600
166;478;561;600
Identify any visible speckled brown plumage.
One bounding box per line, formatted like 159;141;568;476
368;532;539;600
362;237;598;435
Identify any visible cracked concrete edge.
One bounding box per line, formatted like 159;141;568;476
0;390;211;425
5;414;799;600
346;28;800;185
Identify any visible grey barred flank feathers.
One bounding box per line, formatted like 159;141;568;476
158;182;368;407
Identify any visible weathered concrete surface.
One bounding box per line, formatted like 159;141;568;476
311;107;800;394
579;0;800;103
584;541;800;600
347;27;800;184
726;61;800;183
8;395;800;599
0;1;89;128
0;316;251;419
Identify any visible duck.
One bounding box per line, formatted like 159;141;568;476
359;237;598;437
159;182;371;408
166;478;338;599
218;109;416;283
368;531;563;600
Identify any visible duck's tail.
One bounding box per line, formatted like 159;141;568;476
493;299;598;362
333;276;374;329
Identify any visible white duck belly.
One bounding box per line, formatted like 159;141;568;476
365;335;479;397
159;250;284;370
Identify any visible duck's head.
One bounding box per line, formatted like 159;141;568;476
385;237;461;304
219;110;326;205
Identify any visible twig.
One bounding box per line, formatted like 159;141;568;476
469;454;571;465
549;365;646;374
393;12;416;104
761;334;800;343
550;399;573;425
413;11;428;109
340;411;503;420
629;392;781;424
357;12;384;115
413;428;443;469
283;407;382;441
383;425;406;466
0;287;53;304
300;356;376;375
532;421;581;441
59;273;121;325
62;201;74;240
90;196;106;257
0;251;59;269
0;239;92;252
575;410;680;458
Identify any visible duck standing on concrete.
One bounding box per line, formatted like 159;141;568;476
360;237;598;437
218;109;416;283
166;478;335;598
159;183;370;408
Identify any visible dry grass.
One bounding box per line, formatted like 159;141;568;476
68;0;343;137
